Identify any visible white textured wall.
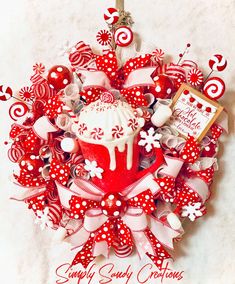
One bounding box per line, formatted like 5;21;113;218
0;0;235;283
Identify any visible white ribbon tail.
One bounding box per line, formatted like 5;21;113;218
124;67;156;88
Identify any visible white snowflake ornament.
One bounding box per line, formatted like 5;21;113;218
84;159;104;179
181;202;203;221
138;127;162;152
35;207;54;230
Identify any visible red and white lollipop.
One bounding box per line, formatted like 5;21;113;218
104;7;119;25
187;68;204;87
203;77;225;100
0;85;13;101
9;102;29;121
209;54;227;72
114;26;133;47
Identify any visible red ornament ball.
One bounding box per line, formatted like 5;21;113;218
47;65;72;91
152;74;174;99
19;154;44;176
101;192;127;217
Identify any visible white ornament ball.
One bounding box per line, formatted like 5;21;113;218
61;137;78;153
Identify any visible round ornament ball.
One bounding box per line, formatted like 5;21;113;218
47;65;72;91
152;74;174;99
61;137;79;153
19;153;44;176
101;192;127;218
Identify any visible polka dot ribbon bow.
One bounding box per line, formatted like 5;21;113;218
56;174;180;270
79;50;157;108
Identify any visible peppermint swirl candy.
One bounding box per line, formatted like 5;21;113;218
209;54;227;72
187;68;204;87
203;77;225;100
100;91;115;103
104;7;119;25
9;102;29;121
33;63;45;74
151;48;165;64
114;26;133;47
0;85;13;101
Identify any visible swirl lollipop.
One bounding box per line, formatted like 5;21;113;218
203;77;225;100
114;26;133;47
9;102;29;121
209;54;227;72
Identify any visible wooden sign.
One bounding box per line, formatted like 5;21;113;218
169;83;223;141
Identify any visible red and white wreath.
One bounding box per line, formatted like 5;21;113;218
2;6;228;270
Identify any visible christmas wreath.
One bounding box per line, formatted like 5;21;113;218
2;6;228;270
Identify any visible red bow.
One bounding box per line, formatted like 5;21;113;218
79;50;153;108
56;174;180;270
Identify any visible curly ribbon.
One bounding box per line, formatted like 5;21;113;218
56;173;180;269
56;114;73;131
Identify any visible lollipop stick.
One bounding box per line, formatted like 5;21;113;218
204;70;214;82
12;96;32;106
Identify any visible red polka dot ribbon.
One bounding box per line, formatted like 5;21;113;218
79;51;155;108
55;174;179;269
179;135;200;163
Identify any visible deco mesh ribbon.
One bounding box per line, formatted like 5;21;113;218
4;6;229;270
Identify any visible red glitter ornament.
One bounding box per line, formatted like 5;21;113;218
151;74;174;99
47;65;72;91
100;192;127;217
